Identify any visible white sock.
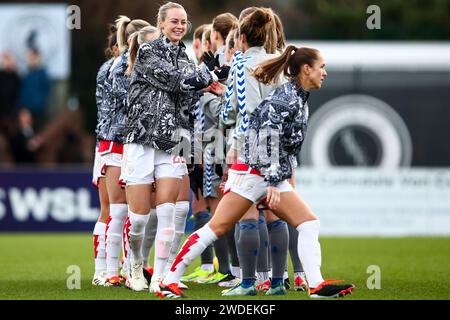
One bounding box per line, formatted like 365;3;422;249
257;272;270;283
231;266;240;278
93;221;107;276
296;220;324;288
163;223;218;285
105;204;128;277
128;211;150;263
142;208;157;268
153;203;176;281
122;217;131;272
163;201;189;277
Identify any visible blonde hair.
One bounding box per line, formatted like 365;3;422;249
115;15;150;52
126;26;159;75
157;2;190;31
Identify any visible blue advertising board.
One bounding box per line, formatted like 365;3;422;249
0;168;195;232
0;168;100;231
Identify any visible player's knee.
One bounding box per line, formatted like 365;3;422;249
211;221;231;238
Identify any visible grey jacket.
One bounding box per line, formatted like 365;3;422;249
242;81;310;186
125;35;211;153
220;47;283;152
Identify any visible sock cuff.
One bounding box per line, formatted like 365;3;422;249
109;203;128;219
239;219;258;230
176;201;190;208
129;211;150;234
296;219;320;234
156;203;175;219
175;201;190;222
157;202;175;210
202;223;219;242
267;219;287;231
93;221;107;235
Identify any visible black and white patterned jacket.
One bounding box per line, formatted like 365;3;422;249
125;35;210;153
96;50;130;143
242;80;310;186
94;58;113;138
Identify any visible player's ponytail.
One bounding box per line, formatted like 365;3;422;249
126;26;159;76
116;15;131;52
253;46;320;85
115;15;150;52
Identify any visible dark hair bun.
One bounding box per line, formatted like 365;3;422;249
249;9;271;28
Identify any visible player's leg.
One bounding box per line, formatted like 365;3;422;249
182;186;215;282
92;175;109;285
200;192;233;284
104;160;127;287
272;190;355;298
149;153;185;292
160;191;253;298
122;143;155;291
227;206;259;295
162;175;190;287
265;210;288;295
125;183;152;291
288;223;308;291
255;210;270;291
142;186;157;269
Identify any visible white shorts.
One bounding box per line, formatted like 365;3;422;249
224;170;294;204
100;152;123;175
92;148;105;188
121;143;188;185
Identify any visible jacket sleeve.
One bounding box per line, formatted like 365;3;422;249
206;93;225;119
137;43;209;93
220;68;238;129
111;63;129;106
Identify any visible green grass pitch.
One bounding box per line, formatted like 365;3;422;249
1;233;449;300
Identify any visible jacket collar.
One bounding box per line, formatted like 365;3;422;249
289;80;310;103
161;34;186;50
243;46;266;57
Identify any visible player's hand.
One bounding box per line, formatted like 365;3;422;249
226;147;237;167
266;186;280;210
209;82;226;96
213;65;231;81
202;51;220;71
219;167;229;192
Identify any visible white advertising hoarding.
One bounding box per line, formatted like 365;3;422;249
295;168;450;236
0;4;71;79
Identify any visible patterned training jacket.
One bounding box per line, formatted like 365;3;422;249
242;80;310;187
96;50;130;143
94;58;113;138
125;35;210;153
